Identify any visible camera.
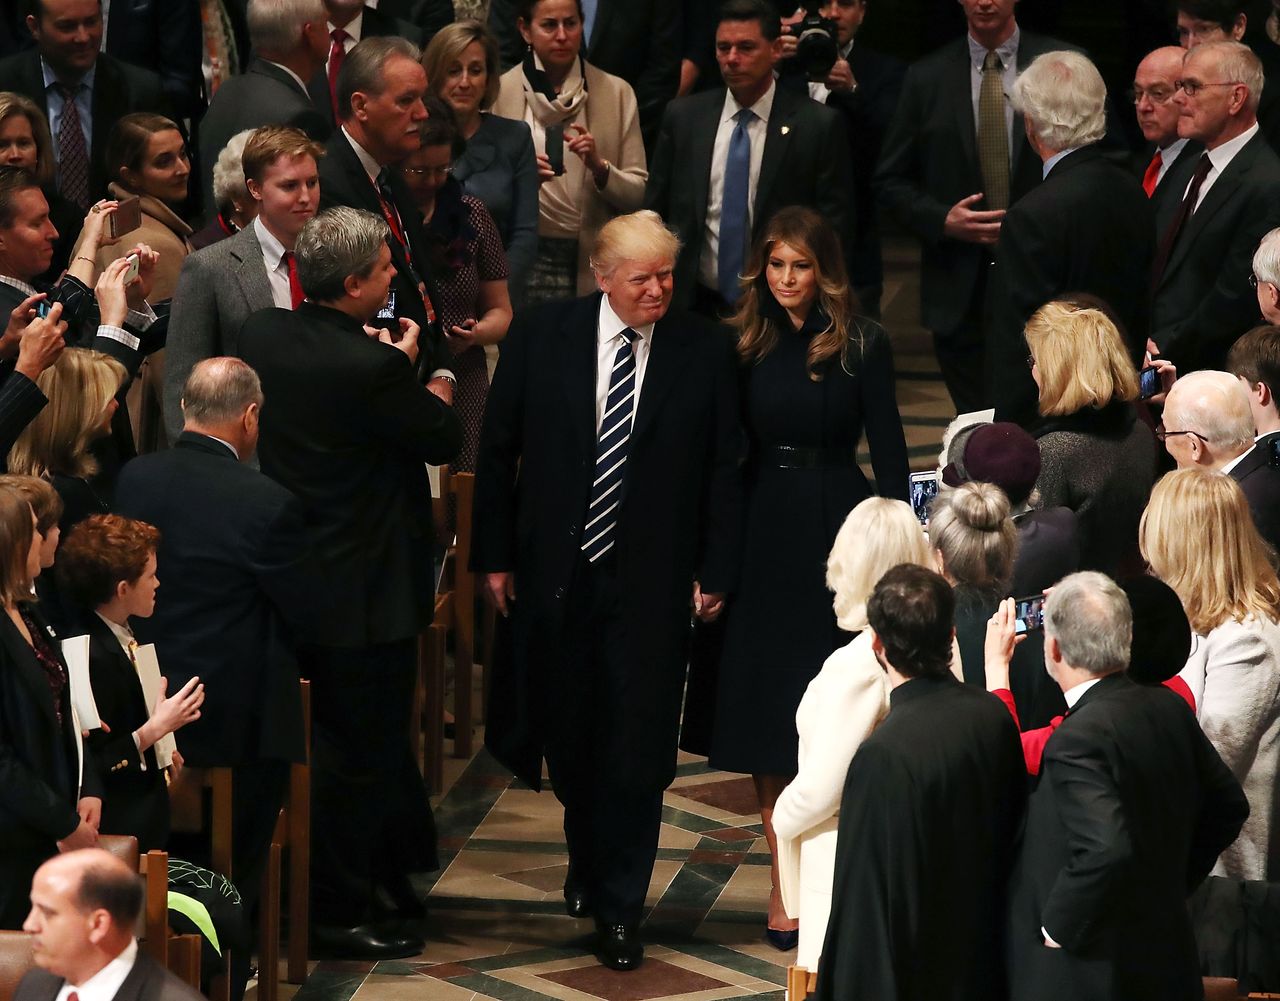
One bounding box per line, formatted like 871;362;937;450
791;0;838;81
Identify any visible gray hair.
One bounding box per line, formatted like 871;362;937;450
1254;227;1280;286
247;0;326;56
1189;40;1265;113
337;36;422;122
210;130;254;215
1164;369;1255;450
1011;50;1107;150
182;357;264;426
295;206;389;302
1043;571;1131;676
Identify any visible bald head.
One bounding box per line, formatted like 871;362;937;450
1163;370;1256;468
1135;47;1187;147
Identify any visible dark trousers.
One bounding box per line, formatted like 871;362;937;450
303;638;436;925
932;269;991;414
543;554;669;928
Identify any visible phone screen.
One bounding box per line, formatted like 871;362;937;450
1138;366;1160;400
35;300;51;319
909;471;939;526
1014;593;1047;635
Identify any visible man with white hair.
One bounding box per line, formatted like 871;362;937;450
992;572;1247;1001
1151;41;1280;375
1251;227;1280;325
1164;367;1280;546
986;50;1153;425
1132;46;1203;216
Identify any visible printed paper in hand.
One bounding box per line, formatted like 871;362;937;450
61;634;100;729
133;643;176;768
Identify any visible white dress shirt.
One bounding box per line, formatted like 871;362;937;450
1155;137;1190;187
254;216;296;310
54;939;138;1001
595;294;653;434
967;26;1020;154
329;12;363;52
699;81;776;291
41;58;95;161
1189;122;1259;211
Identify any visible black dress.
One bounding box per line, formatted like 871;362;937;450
708;303;909;776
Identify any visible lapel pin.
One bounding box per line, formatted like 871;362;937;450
781;125;791;135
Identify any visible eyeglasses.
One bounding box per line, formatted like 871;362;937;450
1129;85;1176;105
1250;272;1275;290
1174;79;1243;97
1154;422;1210;443
402;165;453;178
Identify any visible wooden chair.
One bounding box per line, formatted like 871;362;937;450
449;472;478;758
786;965;817;1001
282;679;311;985
0;932;34;1001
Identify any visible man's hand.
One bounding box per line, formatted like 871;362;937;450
14;303;66;380
825;58;856;92
77;796;103;831
57;818;98;852
143;675;204;744
378;316;420;363
0;292;49;358
94;256;133;328
426;376;454;406
1145;357;1177;405
485;572;516;617
943;193;1005;245
777;10;801;59
693;582;725;622
983;597;1022;692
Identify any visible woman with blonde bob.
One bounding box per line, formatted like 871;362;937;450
771;497;953;968
1140;468;1280;881
708;206;908;948
8;348;128;534
1025;298;1156;574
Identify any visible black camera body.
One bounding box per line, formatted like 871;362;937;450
792;0;839;81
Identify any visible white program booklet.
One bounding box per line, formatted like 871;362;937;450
61;634;100;729
133;643;176;768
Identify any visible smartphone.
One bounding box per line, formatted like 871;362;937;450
1138;365;1160;401
109;195;142;240
909;470;939;526
544;123;565;176
35;300;51;319
370;289;398;332
123;253;140;285
1014;593;1047;635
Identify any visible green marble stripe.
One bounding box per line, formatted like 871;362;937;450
465;945;589;973
674;759;716;777
421;895;569;915
660;805;729;834
288;967;370;1001
443;973;565;1001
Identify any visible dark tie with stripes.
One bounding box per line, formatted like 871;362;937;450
581;326;638;563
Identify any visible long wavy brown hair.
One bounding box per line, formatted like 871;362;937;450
732;206;861;381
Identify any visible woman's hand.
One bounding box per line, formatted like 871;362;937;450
566;123;606;177
984;597;1023;692
447;318;478;351
78;199;120;255
123;242;160;306
534;152;556;185
94;256;133;329
1146;357;1177;406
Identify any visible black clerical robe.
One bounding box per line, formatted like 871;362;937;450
814;675;1026;1001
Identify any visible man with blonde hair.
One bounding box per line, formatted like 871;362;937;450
986;50;1153;425
473;209;742;972
1152;40;1280;374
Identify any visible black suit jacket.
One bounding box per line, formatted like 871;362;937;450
1135;140;1204;234
197;58;331;215
490;0;680;148
105;0;204;118
378;0;453;40
0;49;166;204
987;145;1155;424
1152;131;1280;373
317;128;449;377
874;31;1080;334
1228;431;1280;551
1007;674;1248;1001
14;950;205;1001
471;294;742;789
644;84;853;311
114;433;313;767
305;9;425;134
239;303;461;648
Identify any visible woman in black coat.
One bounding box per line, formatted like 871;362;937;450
58;514;203;851
0;483;100;928
707;206;909;948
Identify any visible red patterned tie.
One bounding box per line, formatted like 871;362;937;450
282;250;304;309
327;28;348;119
56;84;90;209
1141;149;1162;198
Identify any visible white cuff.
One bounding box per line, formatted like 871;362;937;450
97;325;142;350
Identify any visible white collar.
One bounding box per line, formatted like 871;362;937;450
1063;676;1101;709
967;24;1020;69
721;79;776;126
261;59;310;97
341;125;383;183
63;938;137;995
1160;136;1190;158
328;12;363;43
1206;121;1259;172
0;274;39;297
205;434;240;459
598;294;655;345
1218;446;1251;476
94;611;134;652
253;215;289;272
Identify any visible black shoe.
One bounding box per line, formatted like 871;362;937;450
311;922;424;960
594;924;643;972
765;927;799;951
564;887;592;919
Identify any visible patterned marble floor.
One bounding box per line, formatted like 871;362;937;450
258;238;954;1001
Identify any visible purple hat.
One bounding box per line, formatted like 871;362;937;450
941;422;1041;505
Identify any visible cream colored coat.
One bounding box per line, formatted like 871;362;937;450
491;61;647;295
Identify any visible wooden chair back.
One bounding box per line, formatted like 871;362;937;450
786;965;817;1001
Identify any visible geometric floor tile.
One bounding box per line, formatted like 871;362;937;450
538;959;728;1001
668;777;760;819
500;862;571;893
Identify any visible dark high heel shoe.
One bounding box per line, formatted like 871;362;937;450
765;927;799;951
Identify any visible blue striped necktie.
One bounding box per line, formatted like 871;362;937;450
718;108;754;304
581;327;638;563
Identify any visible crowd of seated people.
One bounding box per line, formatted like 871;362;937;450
1;1;1280;1000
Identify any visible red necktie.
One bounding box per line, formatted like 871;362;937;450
282;250;304;309
1142;149;1162;197
327;28;348;119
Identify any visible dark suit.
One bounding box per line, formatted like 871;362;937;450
0;606;97;928
114;432;312;913
318;128;449;377
197;58;331;216
1010;506;1080;596
874;30;1078;411
472;293;741;926
14;949;205;1001
1136;140;1203;234
105;0;204;119
1227;431;1280;551
1007;674;1248;1001
305;10;425;134
644;83;853;313
987;145;1155;424
378;0;453;40
239;301;460;922
1152;131;1280;374
0;49;166;205
489;0;680;149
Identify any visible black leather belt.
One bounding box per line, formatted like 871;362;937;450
761;445;855;469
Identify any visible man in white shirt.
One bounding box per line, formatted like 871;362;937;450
15;850;204;1001
164;126;323;443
